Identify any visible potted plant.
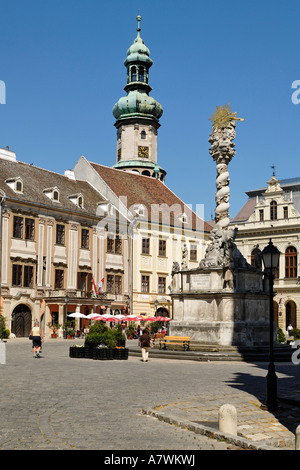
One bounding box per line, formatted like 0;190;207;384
47;322;61;338
67;328;75;339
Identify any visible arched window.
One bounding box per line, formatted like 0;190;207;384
131;66;137;82
138;66;144;82
270;200;277;220
285;246;297;278
140;130;146;139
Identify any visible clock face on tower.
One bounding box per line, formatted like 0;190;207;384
138;146;149;158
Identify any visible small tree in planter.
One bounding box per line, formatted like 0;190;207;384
47;322;61;338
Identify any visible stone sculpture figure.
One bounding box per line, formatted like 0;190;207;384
200;105;245;269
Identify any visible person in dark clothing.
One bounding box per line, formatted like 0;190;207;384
138;329;153;362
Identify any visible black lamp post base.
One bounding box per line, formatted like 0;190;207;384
266;362;278;411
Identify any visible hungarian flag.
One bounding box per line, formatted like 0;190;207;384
91;278;98;297
98;278;104;292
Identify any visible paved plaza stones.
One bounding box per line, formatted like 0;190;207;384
0;338;299;451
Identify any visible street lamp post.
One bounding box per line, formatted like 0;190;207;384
261;239;280;411
64;294;70;338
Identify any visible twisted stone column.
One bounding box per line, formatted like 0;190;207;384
208;121;236;230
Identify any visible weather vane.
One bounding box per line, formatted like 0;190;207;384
209;103;244;130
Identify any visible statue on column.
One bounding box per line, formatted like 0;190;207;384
200;104;245;269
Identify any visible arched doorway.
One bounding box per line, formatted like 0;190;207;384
156;307;169;317
11;304;32;337
285;300;297;331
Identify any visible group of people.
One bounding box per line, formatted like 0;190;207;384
29;321;162;363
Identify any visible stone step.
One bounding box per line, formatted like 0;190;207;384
128;343;294;362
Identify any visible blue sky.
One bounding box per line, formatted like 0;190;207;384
1;0;299;221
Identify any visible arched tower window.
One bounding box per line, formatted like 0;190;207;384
138;66;144;82
270;200;277;220
285;246;297;278
131;66;137;82
140;130;146;139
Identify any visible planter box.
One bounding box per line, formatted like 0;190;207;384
94;348;109;360
84;344;95;358
69;346;85;358
114;348;128;360
70;345;128;360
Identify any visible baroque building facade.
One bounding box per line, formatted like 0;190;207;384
0;16;210;337
0;147;129;338
231;174;300;335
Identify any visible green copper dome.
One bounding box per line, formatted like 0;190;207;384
124;31;153;68
112;15;163;123
112;90;163;121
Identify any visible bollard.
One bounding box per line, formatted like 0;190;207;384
295;425;300;450
218;404;237;436
0;340;6;365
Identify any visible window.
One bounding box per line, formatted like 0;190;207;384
53;190;59;201
115;275;122;295
158;276;166;294
259;209;264;221
13;216;23;239
138;66;144;82
106;274;122;295
190;244;197;261
23;266;34;287
142;238;150;254
81;229;89;249
12;264;22;286
77;272;92;294
285;246;297;278
141;130;146;140
56;224;65;245
16;180;23;192
283;206;288;219
25;218;35;240
141;275;150;293
12;264;34;287
55;269;64;289
13;216;34;240
107;236;122;254
159;240;166;257
270;200;277;220
131;66;137;82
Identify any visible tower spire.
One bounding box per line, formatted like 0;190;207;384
137;11;141;38
112;15;166;181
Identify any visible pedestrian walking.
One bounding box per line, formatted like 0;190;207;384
30;321;44;358
138;329;153;362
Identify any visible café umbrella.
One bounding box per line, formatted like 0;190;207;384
86;313;100;319
67;312;86;318
97;313;121;322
